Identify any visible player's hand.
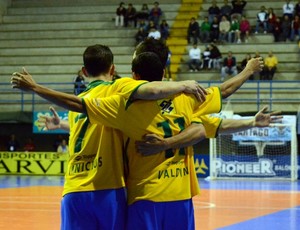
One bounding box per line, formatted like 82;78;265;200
254;106;283;127
38;106;61;131
182;80;207;103
11;67;36;91
245;57;264;73
136;134;168;155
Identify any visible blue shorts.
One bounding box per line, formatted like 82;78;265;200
127;199;195;230
61;188;127;230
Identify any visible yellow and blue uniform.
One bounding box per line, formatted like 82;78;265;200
61;77;147;230
83;86;222;229
199;114;223;138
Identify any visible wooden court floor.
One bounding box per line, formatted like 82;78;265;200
0;176;299;230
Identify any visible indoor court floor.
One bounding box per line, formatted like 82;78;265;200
0;175;299;230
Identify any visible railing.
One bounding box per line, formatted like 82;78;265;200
1;80;300;112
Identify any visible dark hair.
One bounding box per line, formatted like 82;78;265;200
131;52;164;82
135;37;169;68
83;44;113;77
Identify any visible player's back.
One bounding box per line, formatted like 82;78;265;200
63;77;144;195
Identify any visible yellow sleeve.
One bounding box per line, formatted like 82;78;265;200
199;115;222;138
114;78;148;99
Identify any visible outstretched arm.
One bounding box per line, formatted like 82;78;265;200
136;123;206;155
38;106;70;131
220;57;264;99
11;68;84;113
219;106;282;134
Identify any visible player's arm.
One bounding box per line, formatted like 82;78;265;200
11;68;85;113
219;106;282;134
220;57;264;99
136;123;206;155
132;80;207;102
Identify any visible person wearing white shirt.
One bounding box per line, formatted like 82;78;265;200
148;27;161;40
188;44;202;72
283;0;294;19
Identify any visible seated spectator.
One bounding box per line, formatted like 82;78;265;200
57;139;69;154
146;20;156;33
283;0;294;20
149;1;163;26
188;43;202;72
73;69;86;95
239;53;254;80
263;51;278;80
148;26;161;40
255;6;268;34
208;0;220;24
220;0;232;20
201;46;212;70
136;3;150;23
24;137;36;152
160;19;170;41
165;48;172;81
228;16;241;43
115;2;126;27
231;0;247;21
240;15;251;42
272;17;282;42
200;16;211;43
135;27;148;46
219;15;230;43
267;8;277;33
296;0;300;16
124;3;137;28
290;15;300;41
281;14;291;41
221;51;238;81
187;17;200;44
208;43;222;69
210;16;220;43
7;134;20;152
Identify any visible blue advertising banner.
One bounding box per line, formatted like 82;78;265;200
33;111;69;134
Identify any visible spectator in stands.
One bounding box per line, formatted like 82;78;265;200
200;16;211;43
208;43;222;69
135;27;148;46
57;139;69;154
239;53;254;80
124;3;137;28
283;0;294;20
240;15;251;42
159;19;170;41
208;0;221;24
148;25;161;40
7;134;20;152
73;69;86;95
188;43;202;72
115;2;126;27
219;15;230;43
187;17;200;44
210;16;220;43
281;14;292;41
290;15;300;41
272;17;282;42
136;3;150;23
149;1;163;26
295;0;300;16
255;6;268;34
164;48;172;81
263;51;278;80
221;51;238;81
146;20;156;33
220;0;232;20
202;46;212;70
24;137;36;152
231;0;247;21
267;8;277;33
228;15;241;43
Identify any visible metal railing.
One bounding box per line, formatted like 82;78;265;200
1;80;300;112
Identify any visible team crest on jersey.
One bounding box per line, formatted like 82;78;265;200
158;99;175;114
